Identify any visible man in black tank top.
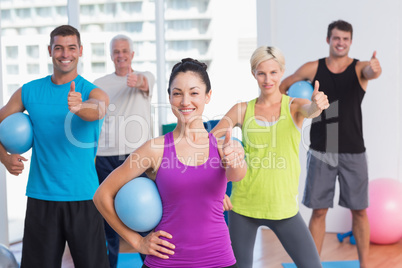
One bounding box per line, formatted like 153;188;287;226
280;20;381;268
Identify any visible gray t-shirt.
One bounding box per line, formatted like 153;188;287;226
94;71;155;156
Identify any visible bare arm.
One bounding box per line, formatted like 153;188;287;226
211;102;247;139
291;81;329;127
0;88;29;175
68;82;110;121
127;70;155;95
136;73;150;93
218;128;247;182
280;61;318;94
361;51;382;81
93;138;175;259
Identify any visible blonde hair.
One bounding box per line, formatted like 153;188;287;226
250;46;285;73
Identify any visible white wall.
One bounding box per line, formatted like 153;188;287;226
257;0;402;232
206;0;257;119
206;0;258;140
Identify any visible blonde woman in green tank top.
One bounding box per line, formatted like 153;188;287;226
211;46;329;268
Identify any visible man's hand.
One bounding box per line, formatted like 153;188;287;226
127;67;139;88
1;154;27;176
67;81;82;113
369;51;381;74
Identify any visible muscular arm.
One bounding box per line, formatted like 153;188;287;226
69;83;110;121
280;61;318;94
360;51;382;81
0;88;28;175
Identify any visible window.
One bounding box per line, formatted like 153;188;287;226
56;6;67;17
15;8;31;19
6;65;19;75
91;43;105;57
125;22;143;33
6;46;18;59
1;9;11;21
121;2;142;14
104;3;117;17
36;7;53;18
27;45;40;59
27;64;40;74
92;62;106;73
81;5;96;16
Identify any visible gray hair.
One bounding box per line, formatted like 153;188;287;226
109;34;134;55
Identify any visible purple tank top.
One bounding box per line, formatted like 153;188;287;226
144;132;236;268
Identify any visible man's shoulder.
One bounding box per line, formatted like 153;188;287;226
93;72;116;84
24;75;50;86
134;70;152;75
135;70;155;80
306;59;321;67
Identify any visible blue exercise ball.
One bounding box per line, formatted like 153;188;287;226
115;177;162;232
0;244;19;268
288;81;314;100
0;112;33;154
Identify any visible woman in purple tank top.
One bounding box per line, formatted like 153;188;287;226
94;58;247;268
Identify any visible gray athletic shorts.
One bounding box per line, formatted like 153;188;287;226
302;149;369;210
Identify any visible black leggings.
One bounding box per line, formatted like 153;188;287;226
229;211;322;268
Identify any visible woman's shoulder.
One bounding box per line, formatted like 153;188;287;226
138;135;166;156
228;101;249;116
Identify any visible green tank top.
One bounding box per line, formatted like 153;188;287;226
231;95;301;220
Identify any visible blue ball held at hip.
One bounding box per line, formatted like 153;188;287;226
0;112;33;154
287;81;314;100
0;244;19;268
115;177;163;232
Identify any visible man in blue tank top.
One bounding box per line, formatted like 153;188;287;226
0;25;110;267
280;20;382;268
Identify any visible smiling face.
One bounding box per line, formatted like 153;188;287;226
48;35;82;78
253;59;284;95
169;71;211;124
327;28;352;58
111;39;134;74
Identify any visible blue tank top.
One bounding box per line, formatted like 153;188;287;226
21;75;103;201
144;132;236;268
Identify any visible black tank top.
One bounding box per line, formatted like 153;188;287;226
310;58;366;153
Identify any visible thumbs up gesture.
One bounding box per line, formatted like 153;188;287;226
127;66;138;88
311;80;329;111
369;51;381;74
222;127;245;168
68;81;82;113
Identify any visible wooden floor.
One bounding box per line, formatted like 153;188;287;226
10;228;402;267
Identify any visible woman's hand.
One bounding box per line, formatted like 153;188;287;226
222;128;245;169
137;230;175;259
223;194;233;211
